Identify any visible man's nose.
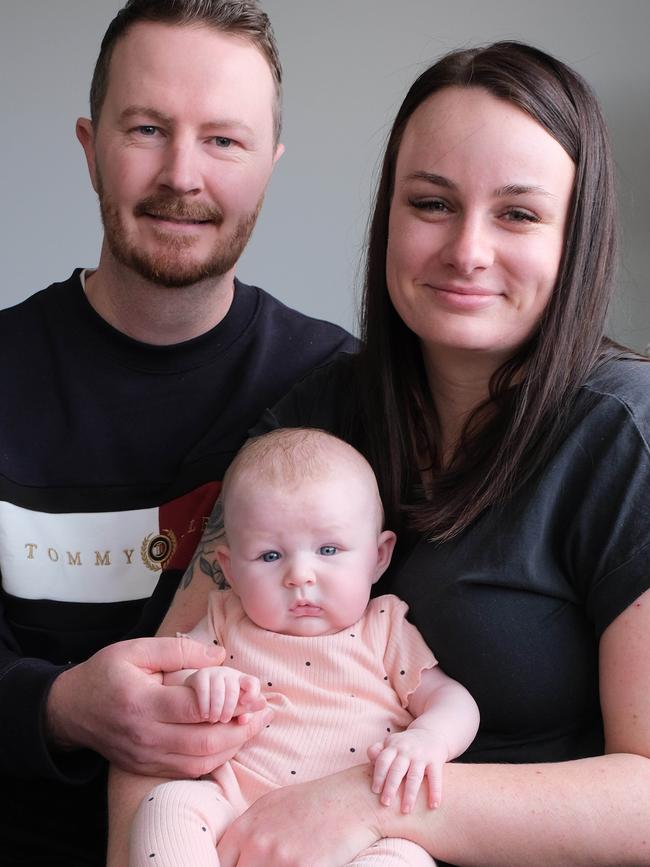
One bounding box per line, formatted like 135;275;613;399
157;137;203;196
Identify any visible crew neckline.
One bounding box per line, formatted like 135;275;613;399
69;268;260;374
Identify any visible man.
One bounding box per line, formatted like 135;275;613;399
0;1;355;863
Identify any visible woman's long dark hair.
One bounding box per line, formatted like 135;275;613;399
347;42;621;541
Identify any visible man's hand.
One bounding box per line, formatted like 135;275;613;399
368;729;449;813
46;636;273;778
184;665;266;724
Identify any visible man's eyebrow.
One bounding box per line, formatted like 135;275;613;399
119;106;174;126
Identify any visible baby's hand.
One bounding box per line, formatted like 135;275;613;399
367;729;449;813
184;666;266;724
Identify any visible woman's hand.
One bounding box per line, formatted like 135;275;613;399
217;765;383;867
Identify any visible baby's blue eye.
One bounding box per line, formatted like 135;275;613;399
261;551;280;562
319;546;337;556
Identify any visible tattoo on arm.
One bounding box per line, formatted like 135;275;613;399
181;496;228;590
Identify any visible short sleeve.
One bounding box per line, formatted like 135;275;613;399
565;366;650;635
375;595;437;707
249;354;357;439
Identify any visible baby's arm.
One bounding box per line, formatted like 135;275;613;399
368;666;479;813
162;618;267;724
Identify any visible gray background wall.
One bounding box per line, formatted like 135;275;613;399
2;1;649;348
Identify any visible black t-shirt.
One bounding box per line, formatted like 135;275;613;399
255;353;650;765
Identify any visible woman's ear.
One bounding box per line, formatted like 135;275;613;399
373;530;397;582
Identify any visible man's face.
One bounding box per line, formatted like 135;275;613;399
78;22;282;288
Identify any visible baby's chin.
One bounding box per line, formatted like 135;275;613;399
261;615;347;638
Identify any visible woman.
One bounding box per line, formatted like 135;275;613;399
212;41;650;865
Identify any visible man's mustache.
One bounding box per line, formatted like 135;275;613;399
134;194;224;224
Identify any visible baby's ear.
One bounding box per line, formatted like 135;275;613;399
373;530;397;582
215;545;235;591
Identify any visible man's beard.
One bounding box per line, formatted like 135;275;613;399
96;174;262;289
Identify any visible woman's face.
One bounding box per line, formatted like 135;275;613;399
386;86;576;368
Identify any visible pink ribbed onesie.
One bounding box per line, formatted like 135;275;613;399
130;591;438;866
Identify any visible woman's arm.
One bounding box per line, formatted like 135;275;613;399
217;588;650;867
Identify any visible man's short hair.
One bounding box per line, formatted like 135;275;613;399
89;0;282;142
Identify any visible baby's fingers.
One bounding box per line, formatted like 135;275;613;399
426;763;443;810
400;761;426;814
208;674;226;722
370;746;396;797
379;753;411;807
240;674;261;699
186;670;210;719
219;677;240;723
367;741;384;763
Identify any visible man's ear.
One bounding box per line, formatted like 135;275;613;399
373;530;397;583
215;545;236;593
76;117;99;192
272;141;285;166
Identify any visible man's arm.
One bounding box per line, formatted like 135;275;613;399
0;645;89;783
157;494;228;637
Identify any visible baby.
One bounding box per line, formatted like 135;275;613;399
130;428;479;866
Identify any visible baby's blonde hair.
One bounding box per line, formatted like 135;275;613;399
222;428;385;526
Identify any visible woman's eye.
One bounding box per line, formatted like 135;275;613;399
504;208;539;223
319;546;337;556
261;551;280;562
409;198;449;213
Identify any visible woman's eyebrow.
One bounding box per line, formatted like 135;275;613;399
405;171;455;188
404;173;556;199
495;183;555;198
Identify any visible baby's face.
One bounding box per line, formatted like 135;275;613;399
218;473;395;636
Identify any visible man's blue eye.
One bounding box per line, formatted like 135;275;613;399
261;551;280;562
319;546;337;556
213;136;233;148
137;126;157;136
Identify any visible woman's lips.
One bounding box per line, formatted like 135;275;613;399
428;282;501;310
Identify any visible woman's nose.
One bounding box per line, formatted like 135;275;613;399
441;214;495;275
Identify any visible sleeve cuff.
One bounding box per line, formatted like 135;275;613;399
0;657;102;783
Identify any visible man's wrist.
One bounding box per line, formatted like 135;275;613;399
45;666;79;750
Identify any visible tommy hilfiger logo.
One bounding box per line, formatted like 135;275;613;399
24;528;179;572
141;530;178;571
